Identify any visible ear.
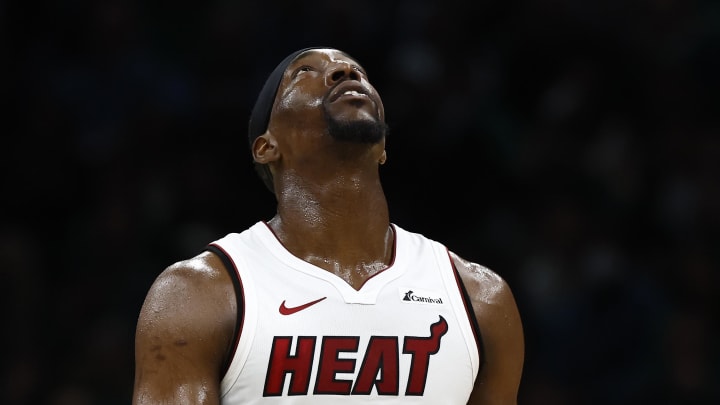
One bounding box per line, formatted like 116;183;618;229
252;131;279;164
379;150;387;165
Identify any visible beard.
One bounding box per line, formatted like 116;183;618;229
324;111;388;144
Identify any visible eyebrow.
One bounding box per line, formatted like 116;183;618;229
292;50;360;67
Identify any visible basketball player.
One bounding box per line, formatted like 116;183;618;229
132;47;524;404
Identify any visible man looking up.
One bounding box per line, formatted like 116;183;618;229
133;47;524;405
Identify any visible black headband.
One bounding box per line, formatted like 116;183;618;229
247;46;329;149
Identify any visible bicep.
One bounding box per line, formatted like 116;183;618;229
133;261;236;405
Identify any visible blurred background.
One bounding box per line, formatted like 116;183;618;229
3;0;719;404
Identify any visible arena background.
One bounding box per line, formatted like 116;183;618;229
3;0;719;404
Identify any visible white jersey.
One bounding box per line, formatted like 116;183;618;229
208;221;482;404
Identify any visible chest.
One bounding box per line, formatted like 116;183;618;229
233;258;477;402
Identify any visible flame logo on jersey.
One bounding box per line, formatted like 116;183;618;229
263;316;449;397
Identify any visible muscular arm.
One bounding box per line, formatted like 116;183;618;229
133;252;238;405
450;252;524;405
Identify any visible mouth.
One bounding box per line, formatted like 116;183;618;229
328;82;372;103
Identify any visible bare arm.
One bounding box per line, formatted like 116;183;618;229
133;251;237;405
450;252;525;405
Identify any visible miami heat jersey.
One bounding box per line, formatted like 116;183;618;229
208;221;481;404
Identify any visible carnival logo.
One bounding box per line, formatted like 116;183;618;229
402;289;443;304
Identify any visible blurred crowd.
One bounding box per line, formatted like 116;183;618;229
3;0;718;404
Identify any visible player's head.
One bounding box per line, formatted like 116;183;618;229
248;47;387;194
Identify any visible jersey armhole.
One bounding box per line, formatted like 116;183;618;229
450;258;485;369
206;244;244;378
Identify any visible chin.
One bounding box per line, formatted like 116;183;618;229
326;116;388;144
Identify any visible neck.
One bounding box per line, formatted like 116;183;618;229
268;172;392;289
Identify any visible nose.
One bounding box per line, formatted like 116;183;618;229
325;62;361;86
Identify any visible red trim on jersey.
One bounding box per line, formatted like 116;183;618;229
446;249;484;368
260;221;398;291
207;243;245;378
356;224;397;289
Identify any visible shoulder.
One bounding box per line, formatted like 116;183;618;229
447;250;522;334
145;251;234;304
137;251;237;355
448;251;513;309
133;251;237;402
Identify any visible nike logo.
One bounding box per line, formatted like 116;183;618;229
279;297;327;315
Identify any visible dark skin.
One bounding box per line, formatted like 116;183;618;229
133;49;524;404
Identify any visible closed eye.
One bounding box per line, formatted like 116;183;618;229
352;65;367;77
292;65;314;78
